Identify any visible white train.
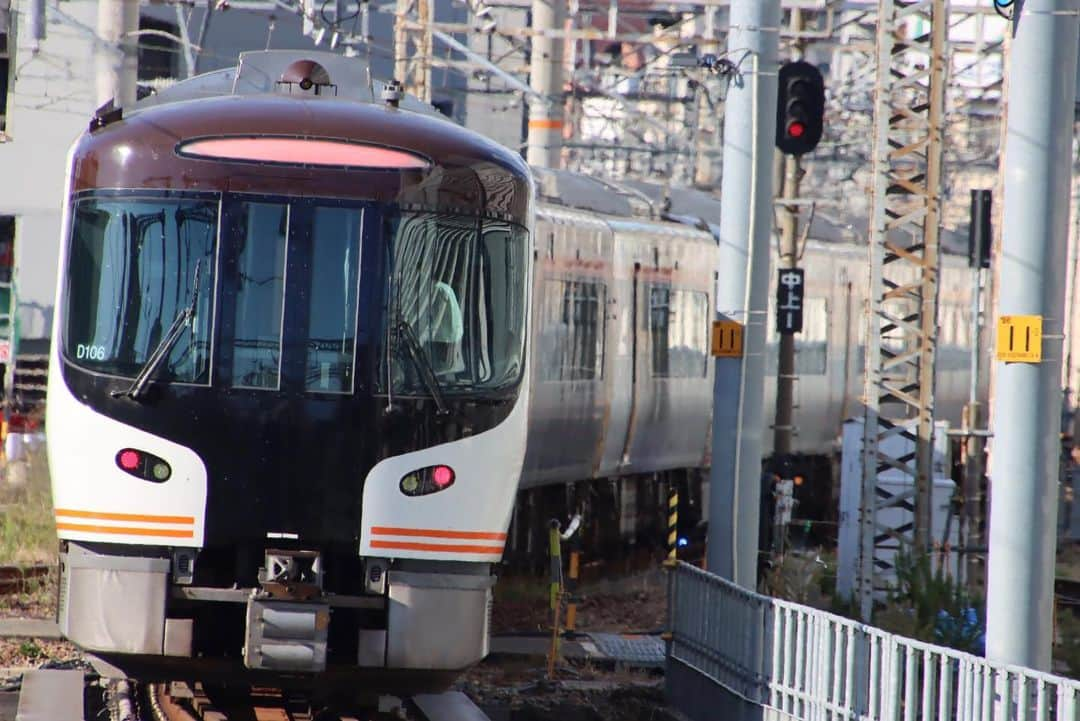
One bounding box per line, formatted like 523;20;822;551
48;51;533;691
44;48;984;689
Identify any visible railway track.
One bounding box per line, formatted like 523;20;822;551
0;564;50;595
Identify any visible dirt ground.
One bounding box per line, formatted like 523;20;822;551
466;567;678;720
491;567;669;635
0;568;80;670
460;654;676;721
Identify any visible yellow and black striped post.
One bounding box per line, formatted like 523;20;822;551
546;519;563;679
565;550;580;632
667;485;679;562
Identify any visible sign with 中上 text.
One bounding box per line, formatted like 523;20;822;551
776;268;804;335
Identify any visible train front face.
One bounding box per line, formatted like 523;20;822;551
46;91;532;687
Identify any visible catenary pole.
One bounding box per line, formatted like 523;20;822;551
95;0;138;108
986;0;1079;672
527;0;565;167
706;0;779;586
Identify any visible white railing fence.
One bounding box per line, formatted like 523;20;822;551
667;562;1080;721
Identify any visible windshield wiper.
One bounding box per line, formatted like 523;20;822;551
392;318;448;415
112;259;202;401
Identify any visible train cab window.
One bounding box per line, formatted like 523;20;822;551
304;206;363;393
540;279;605;381
64;195;217;383
230;202;288;390
382;212;527;395
649;286;708;378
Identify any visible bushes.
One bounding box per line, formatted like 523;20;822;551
874;551;985;655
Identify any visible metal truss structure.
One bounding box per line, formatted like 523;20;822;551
857;0;948;621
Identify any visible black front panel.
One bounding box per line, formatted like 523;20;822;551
60;191;525;558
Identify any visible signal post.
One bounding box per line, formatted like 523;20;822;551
773;12;824;557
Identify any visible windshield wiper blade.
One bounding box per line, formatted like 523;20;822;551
393;319;449;415
112;259;202;401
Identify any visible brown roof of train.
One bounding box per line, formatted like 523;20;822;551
71;93;531;222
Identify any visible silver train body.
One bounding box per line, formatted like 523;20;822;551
519;172;981;510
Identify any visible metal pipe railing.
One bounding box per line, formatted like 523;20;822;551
667;562;1080;721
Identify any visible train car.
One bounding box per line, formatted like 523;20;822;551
47;50;532;690
511;173;984;555
511;172;718;557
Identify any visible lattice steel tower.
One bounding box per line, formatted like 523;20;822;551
858;0;948;620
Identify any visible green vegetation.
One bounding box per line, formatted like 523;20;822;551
874;551;984;655
0;443;57;565
17;640;41;660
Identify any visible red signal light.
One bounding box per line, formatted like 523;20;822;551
118;449;141;471
433;465;454;488
787;121;806;138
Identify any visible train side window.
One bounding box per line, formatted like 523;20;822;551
304;206;363;394
540;278;605;381
230;202;288;390
649;286;708;378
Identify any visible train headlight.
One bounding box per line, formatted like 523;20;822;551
399;465;456;497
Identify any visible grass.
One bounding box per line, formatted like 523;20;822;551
0;443;57;566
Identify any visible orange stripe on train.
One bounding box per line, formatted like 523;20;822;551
56;522;194;539
55;508;195;525
371;526;507;541
370;540;504;554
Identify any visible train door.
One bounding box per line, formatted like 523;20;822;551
617;262;643;468
594;235;637;478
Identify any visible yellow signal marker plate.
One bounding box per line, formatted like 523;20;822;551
711;319;744;358
996;315;1042;363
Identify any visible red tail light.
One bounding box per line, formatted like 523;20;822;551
118;449;141;471
433;465;454;488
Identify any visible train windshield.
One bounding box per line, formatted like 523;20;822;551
382;212;528;396
64;194;528;397
64;196;217;383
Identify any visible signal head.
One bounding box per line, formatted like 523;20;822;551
776;61;825;155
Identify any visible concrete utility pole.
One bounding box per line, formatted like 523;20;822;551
986;0;1079;672
96;0;138;108
706;0;779;587
773;9;803;460
394;0;409;84
526;0;565;168
692;7;719;187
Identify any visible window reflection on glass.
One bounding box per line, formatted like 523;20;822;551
231;202;287;389
649;286;708;378
305;206;362;393
382;212;527;394
540;279;605;381
65;195;217;382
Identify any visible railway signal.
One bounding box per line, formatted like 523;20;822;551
776;61;825;156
